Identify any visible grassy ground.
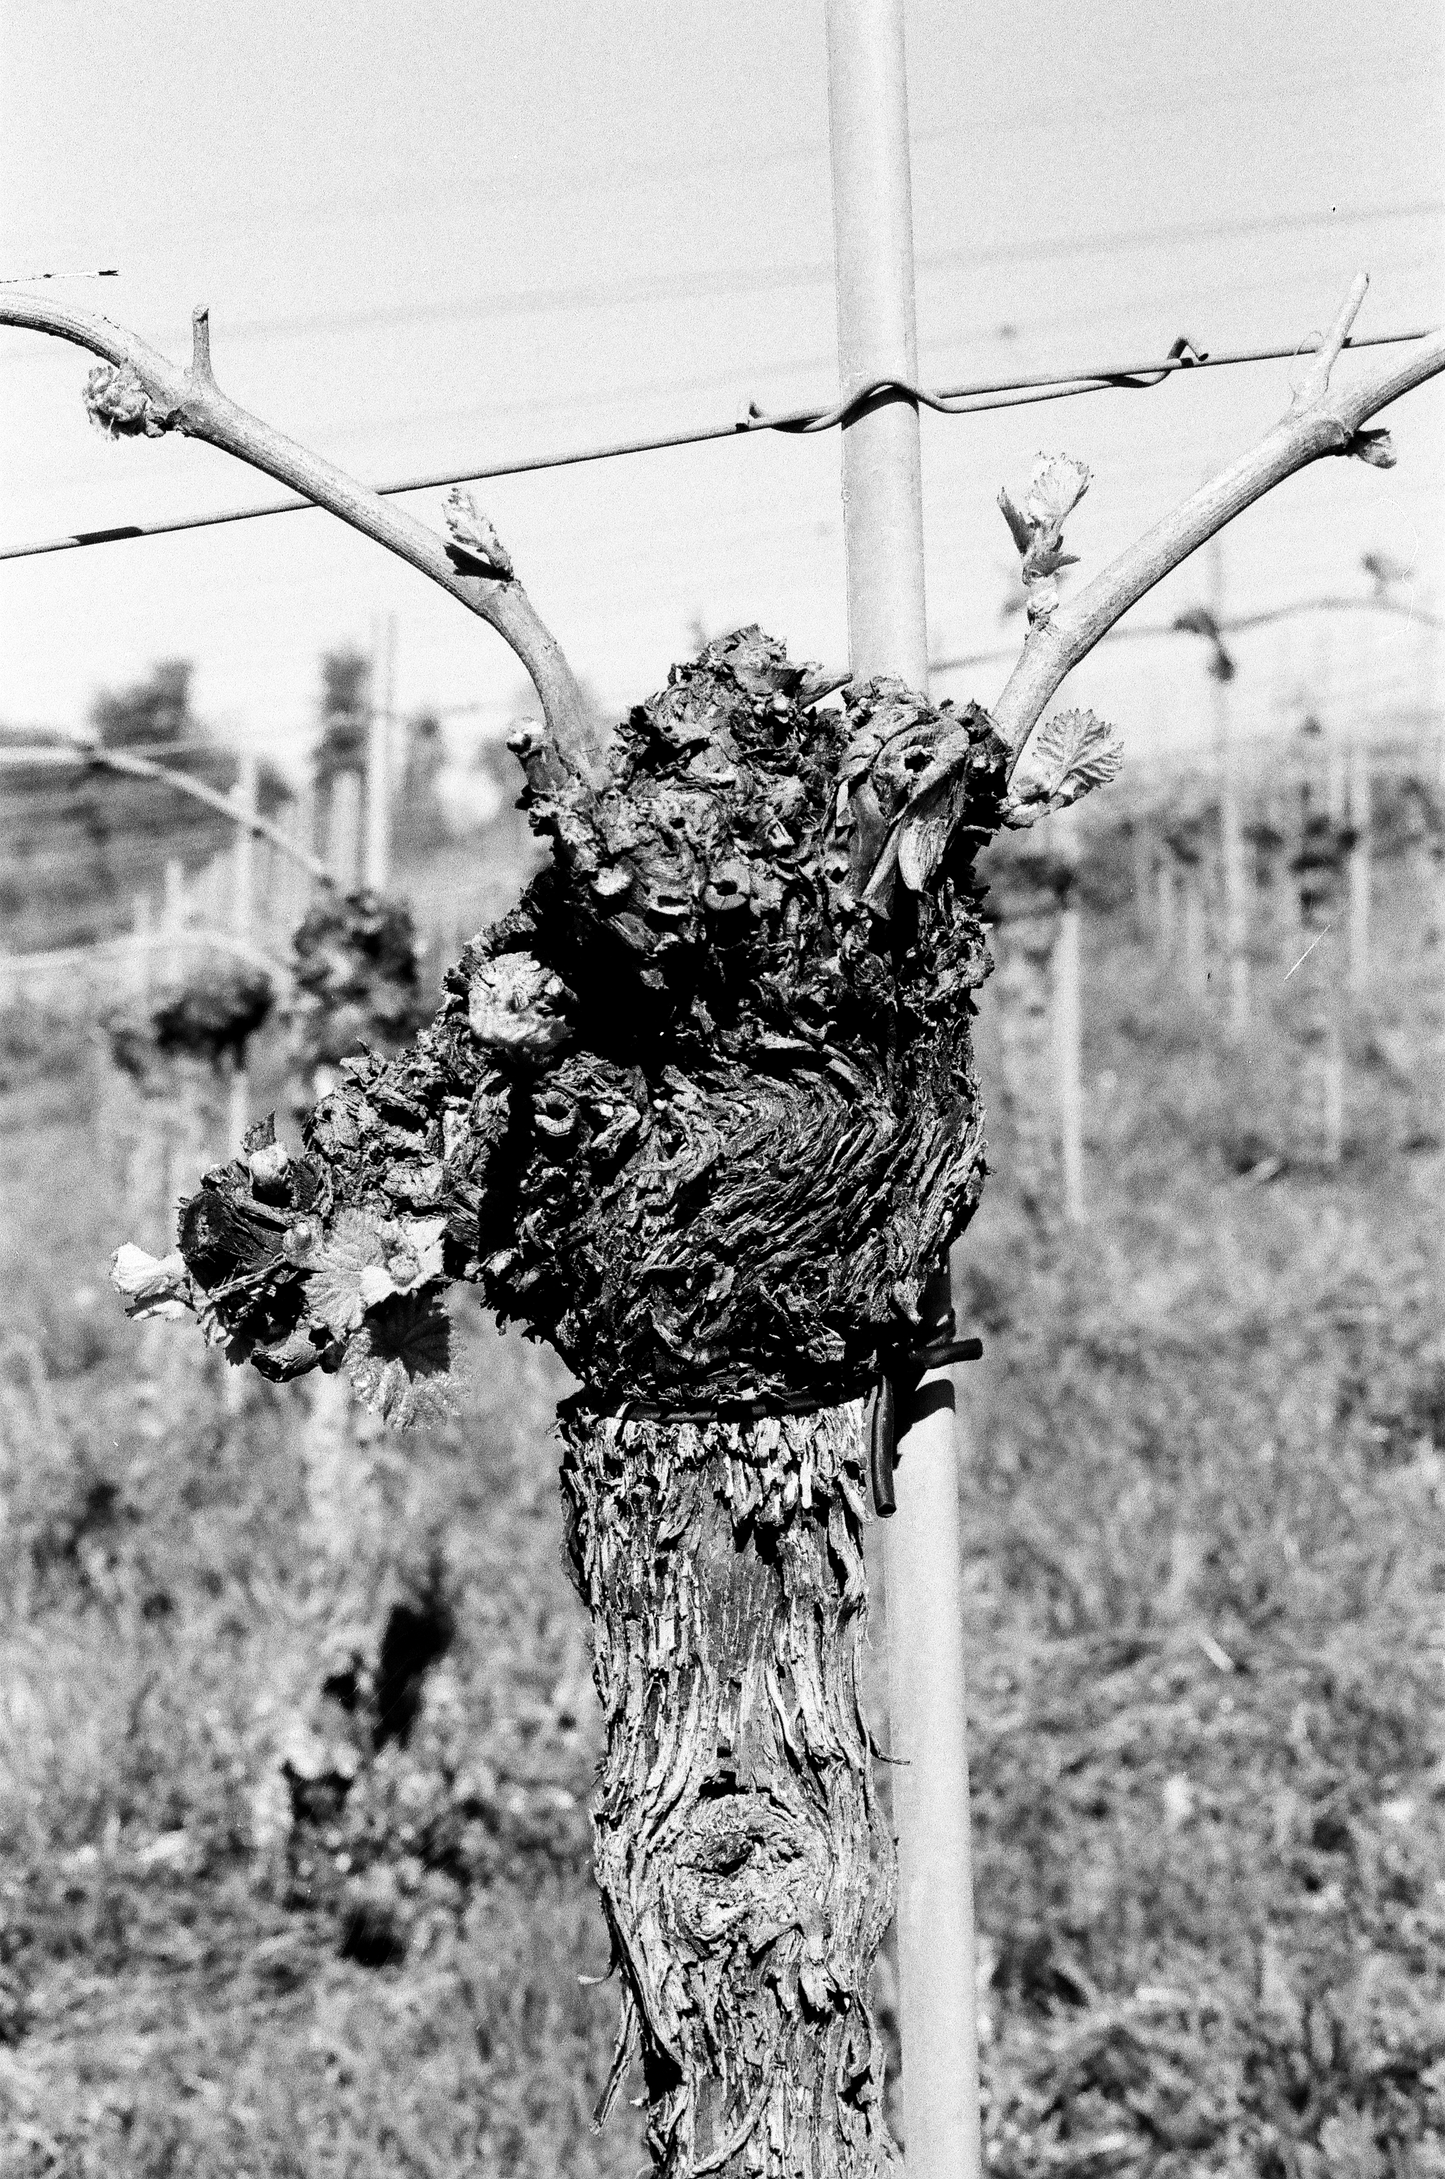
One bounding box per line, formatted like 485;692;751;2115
0;849;1442;2176
956;851;1445;2176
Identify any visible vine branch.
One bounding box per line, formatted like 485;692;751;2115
991;274;1445;765
82;738;333;885
0;734;333;883
0;295;593;764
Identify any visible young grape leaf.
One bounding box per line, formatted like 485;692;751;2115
110;1244;194;1321
443;486;514;577
308;1207;389;1338
343;1290;453;1427
1004;709;1123;828
1346;426;1395;469
1023;453;1092;530
998;455;1093;623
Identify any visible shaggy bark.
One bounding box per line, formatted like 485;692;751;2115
17;267;1427;2178
151;631;1017;1414
122;626;1106;2172
563;1403;895;2176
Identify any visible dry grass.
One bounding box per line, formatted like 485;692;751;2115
0;840;1441;2176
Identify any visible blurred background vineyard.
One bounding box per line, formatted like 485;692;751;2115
1;588;1444;2177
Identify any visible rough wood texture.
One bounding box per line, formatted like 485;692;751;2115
16;268;1433;2178
157;630;1014;1419
120;627;1118;2171
562;1402;895;2176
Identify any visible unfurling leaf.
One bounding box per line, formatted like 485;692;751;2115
443;486;514;577
1004;708;1123;827
307;1207;389;1338
997;484;1033;556
110;1244;194;1320
343;1291;453;1427
1023;453;1092;530
998;453;1092;624
307;1207;447;1339
1345;426;1395;470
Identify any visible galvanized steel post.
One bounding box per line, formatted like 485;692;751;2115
825;3;984;2172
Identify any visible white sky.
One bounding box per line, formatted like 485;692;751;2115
1;0;1442;776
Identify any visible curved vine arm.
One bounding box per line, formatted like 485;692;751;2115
36;735;337;886
0;295;594;770
991;275;1445;767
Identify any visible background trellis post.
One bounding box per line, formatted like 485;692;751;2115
1212;537;1251;1039
1053;810;1086;1225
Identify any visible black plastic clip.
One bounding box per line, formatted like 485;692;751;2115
868;1317;983;1519
868;1373;899;1516
910;1335;984;1371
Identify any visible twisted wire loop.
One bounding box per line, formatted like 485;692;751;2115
734;335;1212;438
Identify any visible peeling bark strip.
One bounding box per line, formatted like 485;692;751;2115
562;1402;897;2178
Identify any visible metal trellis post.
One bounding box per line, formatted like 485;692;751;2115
825;3;984;2174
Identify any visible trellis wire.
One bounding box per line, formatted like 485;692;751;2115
931;595;1445;679
0;320;1432;567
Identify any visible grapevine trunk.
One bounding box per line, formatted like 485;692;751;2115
561;1403;898;2178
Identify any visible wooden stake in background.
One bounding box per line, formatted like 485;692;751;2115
1292;761;1348;1170
826;3;983;2172
1170;829;1208;1000
330;769;362;891
1347;731;1371;996
228;750;259;1151
1155;848;1176;964
162;856;186;985
1130;816;1153;945
1318;621;1347;824
130;888;152;997
292;778;317;927
365;614;396;892
1053;814;1085;1225
1211;537;1250;1040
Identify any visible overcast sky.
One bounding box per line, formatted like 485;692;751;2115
1;0;1441;775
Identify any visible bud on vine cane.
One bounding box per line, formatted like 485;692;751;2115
83;362;178;440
